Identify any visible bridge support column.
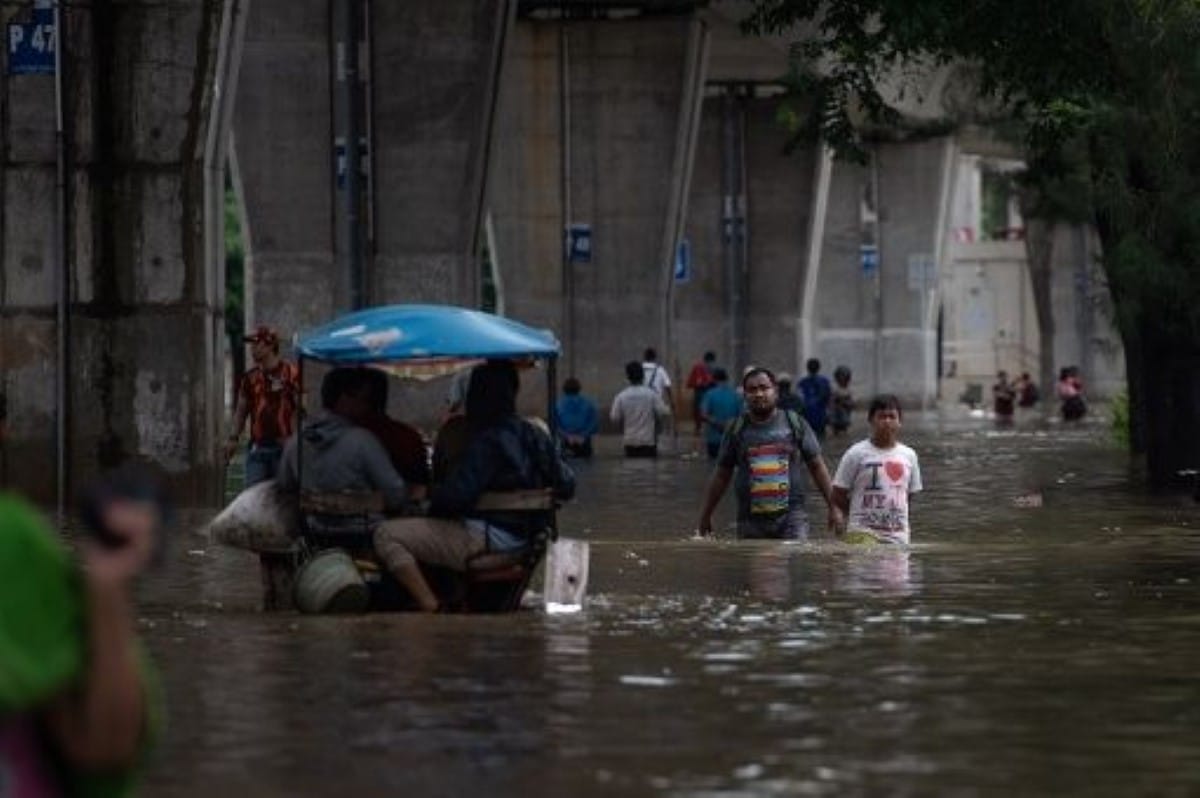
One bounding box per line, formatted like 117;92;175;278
815;137;956;403
234;0;513;342
678;92;821;380
1;0;229;504
489;16;708;403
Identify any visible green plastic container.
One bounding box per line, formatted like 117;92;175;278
293;548;370;614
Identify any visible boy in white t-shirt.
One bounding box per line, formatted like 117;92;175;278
832;394;922;544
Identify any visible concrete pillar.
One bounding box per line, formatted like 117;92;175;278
489;17;707;405
742;98;817;377
815;138;955;403
233;1;336;341
1051;225;1124;398
676;98;731;370
234;0;513;341
0;1;228;503
371;1;513;306
677;93;819;380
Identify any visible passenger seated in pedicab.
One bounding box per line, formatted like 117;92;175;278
358;367;432;501
431;366;479;485
430;360;518;484
277;367;409;546
374;360;576;612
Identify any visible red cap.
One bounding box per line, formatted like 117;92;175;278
244;325;279;345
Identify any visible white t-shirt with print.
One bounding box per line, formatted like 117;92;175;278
833;439;923;543
642;361;672;396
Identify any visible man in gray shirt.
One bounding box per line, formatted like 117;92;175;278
277;367;408;539
611;360;670;458
697;366;842;540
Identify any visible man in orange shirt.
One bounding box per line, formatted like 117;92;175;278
224;325;301;486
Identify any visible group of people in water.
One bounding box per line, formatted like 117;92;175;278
550;348;920;545
557;350;858;461
991;366;1088;422
695;365;922;545
274;360;575;613
218;324;1099;614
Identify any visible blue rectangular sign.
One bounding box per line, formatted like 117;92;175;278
860;244;879;276
673;238;691;283
566;223;591;264
7;18;56;75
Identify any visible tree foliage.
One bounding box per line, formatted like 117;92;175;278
746;0;1200;339
745;0;1200;482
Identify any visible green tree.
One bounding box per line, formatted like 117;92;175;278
745;0;1200;488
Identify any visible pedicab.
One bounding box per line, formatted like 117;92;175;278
247;304;569;614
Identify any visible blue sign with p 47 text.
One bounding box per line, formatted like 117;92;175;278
7;15;56;75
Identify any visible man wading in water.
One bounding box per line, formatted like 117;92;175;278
696;367;843;540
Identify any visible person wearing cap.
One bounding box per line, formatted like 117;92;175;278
224;325;301;487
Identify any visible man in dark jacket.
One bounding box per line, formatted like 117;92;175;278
374;360;575;612
277;367;408;539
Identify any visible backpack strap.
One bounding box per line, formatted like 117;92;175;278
726;413;747;440
783;409;806;444
727;409;809;456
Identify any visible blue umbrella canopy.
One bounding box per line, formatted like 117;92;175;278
295;304;560;370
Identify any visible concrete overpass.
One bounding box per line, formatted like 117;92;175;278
0;0;1123;503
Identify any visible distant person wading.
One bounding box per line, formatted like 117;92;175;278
611;360;671;458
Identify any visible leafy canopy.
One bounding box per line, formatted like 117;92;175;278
744;0;1200;340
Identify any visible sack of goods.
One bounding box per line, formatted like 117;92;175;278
207;481;299;553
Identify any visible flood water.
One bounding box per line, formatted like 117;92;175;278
140;412;1200;796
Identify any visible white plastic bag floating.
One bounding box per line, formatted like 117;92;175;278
207;481;300;553
544;537;589;612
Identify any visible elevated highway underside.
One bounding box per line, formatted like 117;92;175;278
0;1;1122;501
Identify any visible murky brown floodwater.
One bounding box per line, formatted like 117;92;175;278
140;411;1200;797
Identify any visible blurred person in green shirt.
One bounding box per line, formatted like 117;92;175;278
0;471;164;798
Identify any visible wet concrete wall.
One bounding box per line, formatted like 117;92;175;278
488;17;707;408
233;1;335;341
675;99;730;373
1050;225;1125;398
680;106;950;403
371;2;511;306
741;100;816;378
0;1;226;504
676;93;818;381
816;138;952;402
233;0;512;344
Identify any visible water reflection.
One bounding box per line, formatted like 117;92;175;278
140;413;1200;796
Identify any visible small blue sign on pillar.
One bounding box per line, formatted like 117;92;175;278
566;223;591;264
673;237;691;283
333;137;369;189
7;3;56;76
860;244;879;277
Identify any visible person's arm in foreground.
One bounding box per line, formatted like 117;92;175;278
45;500;156;769
806;455;844;536
697;466;733;536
